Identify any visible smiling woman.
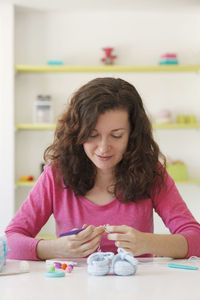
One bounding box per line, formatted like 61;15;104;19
83;109;131;205
83;110;130;172
5;77;200;261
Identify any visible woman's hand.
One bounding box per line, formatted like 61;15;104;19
57;225;105;257
106;225;148;256
37;225;105;259
106;225;188;258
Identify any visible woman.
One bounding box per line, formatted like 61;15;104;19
6;77;200;260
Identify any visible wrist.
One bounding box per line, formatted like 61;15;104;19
142;232;155;255
36;238;60;260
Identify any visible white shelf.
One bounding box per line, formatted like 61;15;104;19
16;123;200;131
15;64;200;73
152;123;200;129
16;123;56;130
15;181;36;187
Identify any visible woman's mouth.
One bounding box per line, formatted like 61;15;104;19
96;154;112;161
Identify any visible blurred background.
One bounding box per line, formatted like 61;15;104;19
0;0;200;236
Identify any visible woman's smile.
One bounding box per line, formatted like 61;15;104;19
96;154;113;161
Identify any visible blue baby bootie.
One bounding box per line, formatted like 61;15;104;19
111;248;138;276
87;252;114;276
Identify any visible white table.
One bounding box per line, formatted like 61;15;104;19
0;257;200;300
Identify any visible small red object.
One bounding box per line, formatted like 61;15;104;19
61;263;67;270
101;47;117;65
28;176;34;181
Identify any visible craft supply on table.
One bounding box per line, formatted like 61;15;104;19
45;259;75;277
45;270;65;278
168;263;198;270
46;259;77;268
59;228;86;237
66;265;73;273
87;248;138;276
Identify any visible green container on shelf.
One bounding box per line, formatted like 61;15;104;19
166;163;187;181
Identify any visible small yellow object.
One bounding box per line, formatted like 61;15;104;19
176;114;197;124
176;114;185;124
186;115;197;124
20;175;29;181
166;163;187;181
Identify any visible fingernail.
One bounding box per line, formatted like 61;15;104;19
104;225;110;233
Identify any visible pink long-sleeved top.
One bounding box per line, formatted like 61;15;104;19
5;165;200;260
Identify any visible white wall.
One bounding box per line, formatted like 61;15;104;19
15;9;200;65
14;7;200;234
0;3;14;234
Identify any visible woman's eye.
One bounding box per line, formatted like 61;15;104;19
89;134;98;138
112;135;122;139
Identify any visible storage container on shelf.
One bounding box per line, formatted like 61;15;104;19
33;95;53;124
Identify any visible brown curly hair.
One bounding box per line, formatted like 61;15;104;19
44;77;166;202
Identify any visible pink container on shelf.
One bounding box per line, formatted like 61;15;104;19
160;53;177;58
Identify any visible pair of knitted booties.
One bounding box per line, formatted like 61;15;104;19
87;248;138;276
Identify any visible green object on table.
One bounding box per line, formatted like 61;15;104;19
45;270;65;278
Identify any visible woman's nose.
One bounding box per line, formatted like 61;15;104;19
98;138;111;153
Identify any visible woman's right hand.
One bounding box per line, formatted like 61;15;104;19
36;225;105;259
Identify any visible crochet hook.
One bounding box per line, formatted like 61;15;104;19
168;263;198;270
59;228;86;237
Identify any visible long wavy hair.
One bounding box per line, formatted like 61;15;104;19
44;77;166;202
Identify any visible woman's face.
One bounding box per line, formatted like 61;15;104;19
83;109;130;173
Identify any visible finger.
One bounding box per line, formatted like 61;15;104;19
79;225;104;242
117;246;134;255
107;233;125;241
83;244;100;257
82;225;105;236
84;241;100;255
63;225;94;243
93;226;105;236
115;240;132;249
107;231;134;242
82;237;102;256
75;235;100;256
75;225;96;241
82;224;88;228
106;225;128;234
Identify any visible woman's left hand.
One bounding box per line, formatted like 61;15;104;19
106;225;149;256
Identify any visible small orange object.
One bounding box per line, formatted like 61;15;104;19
61;263;67;270
20;175;28;182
